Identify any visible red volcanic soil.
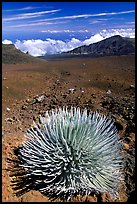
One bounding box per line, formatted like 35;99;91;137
2;56;135;202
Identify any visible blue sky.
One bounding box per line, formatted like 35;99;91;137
2;2;135;41
2;2;135;56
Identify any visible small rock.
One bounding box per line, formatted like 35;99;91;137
21;105;28;110
26;99;30;102
12;116;19;121
6;107;10;112
36;95;45;102
18;126;22;130
3;77;7;80
106;90;112;94
130;84;135;89
129;133;135;142
91;94;96;99
5;118;13;123
56;80;60;85
68;88;75;93
126;133;135;144
124;143;129;150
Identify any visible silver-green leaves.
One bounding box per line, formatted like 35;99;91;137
11;107;123;200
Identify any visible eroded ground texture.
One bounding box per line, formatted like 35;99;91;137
2;56;135;202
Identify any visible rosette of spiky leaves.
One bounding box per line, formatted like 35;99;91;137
10;107;123;200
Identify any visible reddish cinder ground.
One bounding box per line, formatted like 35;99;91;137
2;56;135;202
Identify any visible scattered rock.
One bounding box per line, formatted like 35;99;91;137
5;118;13;123
61;71;70;76
91;94;96;99
6;107;10;112
123;143;130;150
26;99;30;103
130;84;135;89
12;116;19;122
129;133;135;142
36;95;45;103
106;89;112;94
21;105;28;110
68;88;75;93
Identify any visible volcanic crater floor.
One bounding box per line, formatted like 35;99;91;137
2;55;135;202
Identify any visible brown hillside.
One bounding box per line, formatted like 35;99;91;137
2;44;44;64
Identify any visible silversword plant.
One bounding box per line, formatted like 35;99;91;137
10;107;123;200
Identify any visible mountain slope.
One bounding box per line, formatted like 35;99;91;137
65;35;135;57
2;44;43;64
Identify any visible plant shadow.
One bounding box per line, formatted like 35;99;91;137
7;146;100;201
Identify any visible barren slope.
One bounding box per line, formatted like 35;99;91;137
2;44;44;64
2;55;135;202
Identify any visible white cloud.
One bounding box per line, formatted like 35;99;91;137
19;10;61;17
2;28;135;57
3;9;135;23
9;21;68;28
41;29;89;33
3;6;42;12
10;21;59;28
100;28;135;38
126;21;135;24
32;10;135;23
2;39;12;44
90;18;110;24
3;9;61;21
14;38;83;56
83;34;104;45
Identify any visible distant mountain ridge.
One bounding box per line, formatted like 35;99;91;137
65;35;135;57
3;35;135;64
38;35;135;61
2;44;43;64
